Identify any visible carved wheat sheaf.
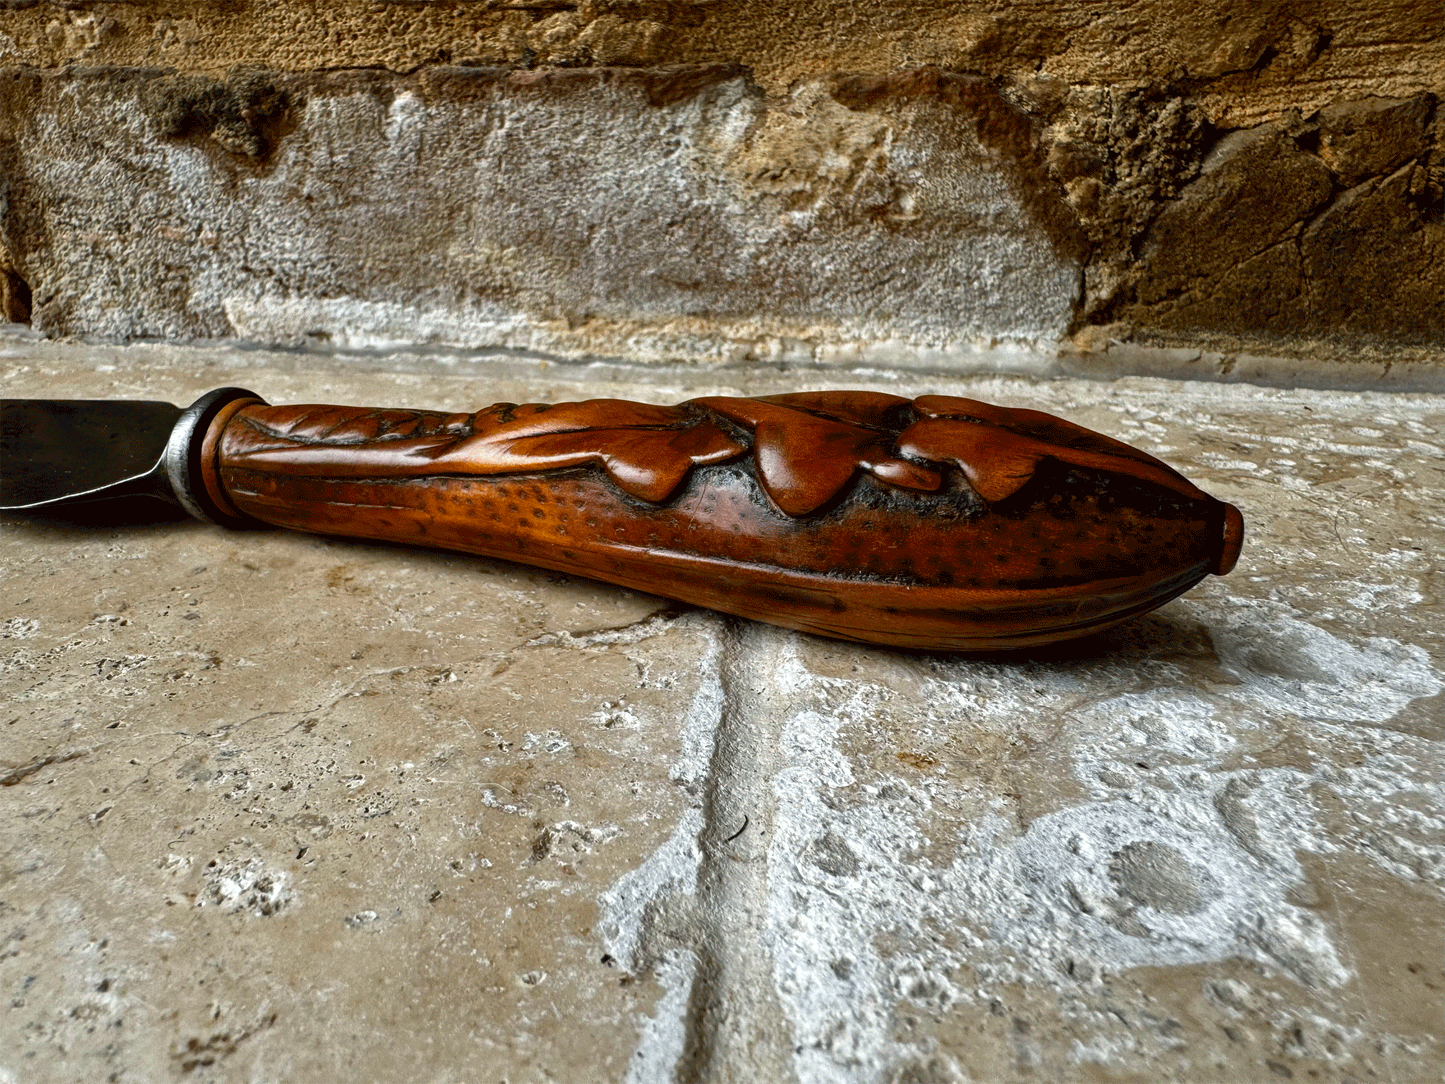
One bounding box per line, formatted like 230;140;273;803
226;392;1206;512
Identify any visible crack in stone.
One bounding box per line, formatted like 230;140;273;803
673;620;796;1084
0;748;89;786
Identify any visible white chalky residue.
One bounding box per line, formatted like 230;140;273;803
225;296;532;353
1073;688;1234;763
1069;1032;1142;1066
198;856;290;917
764;674;920;1082
597;805;704;973
622;950;700;1084
751;601;1440;1083
670;629;726;791
1346;581;1425;611
1008;793;1349;987
580;384;1444;1082
591;700;645;730
1207;604;1440;724
382;90;425;151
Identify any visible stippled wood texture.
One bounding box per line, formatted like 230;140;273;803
208;391;1243;650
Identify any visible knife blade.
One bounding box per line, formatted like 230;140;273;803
1;387;1244;651
1;398;180;511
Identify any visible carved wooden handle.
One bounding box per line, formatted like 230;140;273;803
198;391;1243;651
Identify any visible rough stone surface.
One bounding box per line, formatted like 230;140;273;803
1;1;1442;371
1317;95;1434;187
1117;104;1444;347
0;66;1081;360
2;337;1441;1082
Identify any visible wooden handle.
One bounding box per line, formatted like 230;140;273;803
199;390;1242;651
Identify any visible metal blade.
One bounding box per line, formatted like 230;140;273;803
1;399;182;514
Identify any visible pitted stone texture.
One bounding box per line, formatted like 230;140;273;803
736;599;1440;1082
0;536;726;1081
0;66;1080;361
604;373;1444;1082
1;341;1442;1082
2;67;1440;371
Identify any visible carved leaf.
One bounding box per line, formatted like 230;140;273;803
693;395;941;516
900;399;1209;503
235;405;472;451
913;396;1193;482
228;392;1205;514
429;400;745;502
895;419;1052;502
230;399;747;503
755;391;911;429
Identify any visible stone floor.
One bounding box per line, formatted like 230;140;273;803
2;336;1441;1083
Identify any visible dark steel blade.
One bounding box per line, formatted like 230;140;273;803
0;399;182;514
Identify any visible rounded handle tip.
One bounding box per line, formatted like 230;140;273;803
1212;501;1245;576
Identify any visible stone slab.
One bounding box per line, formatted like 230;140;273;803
1;340;1441;1082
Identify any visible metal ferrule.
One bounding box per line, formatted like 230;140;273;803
165;387;266;527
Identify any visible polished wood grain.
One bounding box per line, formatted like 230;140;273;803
204;391;1243;651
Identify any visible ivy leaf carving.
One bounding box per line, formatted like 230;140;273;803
901;397;1208;503
894;420;1050;502
754;391;911;429
428;400;746;502
913;396;1195;482
230;399;747;503
693;394;940;516
227;392;1205;515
